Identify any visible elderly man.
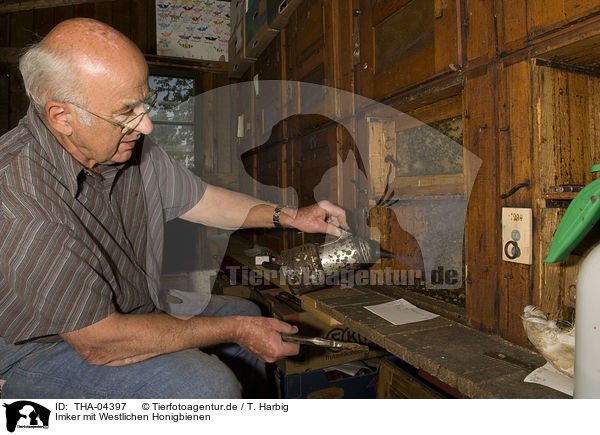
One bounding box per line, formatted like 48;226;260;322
0;18;347;398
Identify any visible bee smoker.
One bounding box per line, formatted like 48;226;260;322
264;229;394;295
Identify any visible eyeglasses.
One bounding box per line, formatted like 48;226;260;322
67;90;158;135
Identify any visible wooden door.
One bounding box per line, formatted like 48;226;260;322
357;0;462;100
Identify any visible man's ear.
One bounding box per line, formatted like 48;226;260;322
44;101;73;136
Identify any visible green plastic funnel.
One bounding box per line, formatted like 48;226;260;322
544;164;600;263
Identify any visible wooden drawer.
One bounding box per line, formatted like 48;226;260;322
376;357;460;398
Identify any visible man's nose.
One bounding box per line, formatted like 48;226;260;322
135;113;153;135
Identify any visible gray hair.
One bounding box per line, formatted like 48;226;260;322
19;41;92;125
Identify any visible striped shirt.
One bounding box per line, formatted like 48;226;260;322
0;106;206;344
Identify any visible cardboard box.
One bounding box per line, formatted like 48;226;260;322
228;21;256;78
245;0;279;58
267;0;302;30
230;0;248;27
275;362;380;399
276;310;388;374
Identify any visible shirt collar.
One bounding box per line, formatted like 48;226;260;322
24;105;126;198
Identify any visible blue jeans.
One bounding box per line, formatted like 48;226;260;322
0;295;267;399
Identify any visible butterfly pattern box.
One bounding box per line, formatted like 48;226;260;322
156;0;230;62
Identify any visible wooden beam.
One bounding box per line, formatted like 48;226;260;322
0;0;113;15
0;47;23;64
464;64;500;334
145;54;228;75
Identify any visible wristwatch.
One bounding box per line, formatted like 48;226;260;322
273;206;283;228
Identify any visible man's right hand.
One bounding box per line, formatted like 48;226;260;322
234;316;300;363
60;311;301;367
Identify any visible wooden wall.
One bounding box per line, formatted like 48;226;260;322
240;0;600;347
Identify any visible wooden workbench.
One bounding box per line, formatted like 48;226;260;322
222;238;569;399
307;286;569;398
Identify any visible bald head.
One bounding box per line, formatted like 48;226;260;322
45;17;133;50
19;18;147;117
43;18;145;78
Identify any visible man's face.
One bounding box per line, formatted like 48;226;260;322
67;55;154;169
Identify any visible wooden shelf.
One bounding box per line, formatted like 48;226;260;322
543;191;580;208
543;192;579;201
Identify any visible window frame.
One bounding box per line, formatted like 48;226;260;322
148;66;204;176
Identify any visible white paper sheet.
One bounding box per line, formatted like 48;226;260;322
364;298;439;326
524;362;573;396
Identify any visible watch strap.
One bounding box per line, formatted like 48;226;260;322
273;206;283;228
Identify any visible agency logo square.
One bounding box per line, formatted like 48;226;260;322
2;401;50;433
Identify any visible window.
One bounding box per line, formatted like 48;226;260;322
148;68;202;172
147;68;204;274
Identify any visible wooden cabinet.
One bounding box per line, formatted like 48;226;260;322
465;0;495;65
498;0;600;52
527;0;600;38
256;32;284;80
533;63;600;325
291;120;338;207
367;91;468;305
286;0;328;85
357;0;463;100
284;0;354;114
